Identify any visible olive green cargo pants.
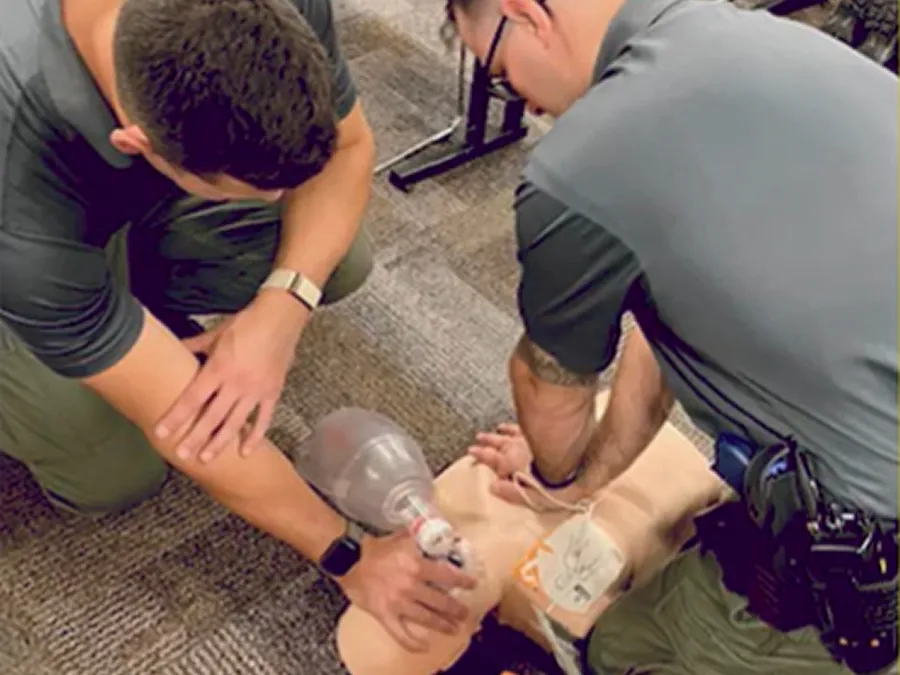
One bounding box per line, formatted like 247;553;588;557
586;545;892;675
0;196;372;516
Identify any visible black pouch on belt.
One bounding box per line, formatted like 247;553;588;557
694;498;818;633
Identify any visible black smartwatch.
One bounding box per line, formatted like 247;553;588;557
318;520;364;577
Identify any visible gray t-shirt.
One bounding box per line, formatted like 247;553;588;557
517;0;898;518
0;0;356;378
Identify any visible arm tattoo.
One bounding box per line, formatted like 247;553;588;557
515;335;599;388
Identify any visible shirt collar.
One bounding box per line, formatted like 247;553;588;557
40;0;132;168
593;0;692;80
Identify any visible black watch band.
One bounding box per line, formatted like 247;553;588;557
530;459;584;490
318;520;364;578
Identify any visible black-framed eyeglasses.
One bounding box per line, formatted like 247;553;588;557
482;0;548;102
483;16;517;100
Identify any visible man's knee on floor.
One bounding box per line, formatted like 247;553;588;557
321;230;374;305
42;447;169;517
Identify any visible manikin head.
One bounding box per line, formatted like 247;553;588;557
444;0;626;119
107;0;337;202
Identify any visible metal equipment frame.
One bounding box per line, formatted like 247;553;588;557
374;46;529;193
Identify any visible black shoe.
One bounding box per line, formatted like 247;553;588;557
858;30;897;65
858;0;898;65
822;4;859;44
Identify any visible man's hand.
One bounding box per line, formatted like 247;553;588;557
341;531;477;652
154;291;307;463
468;423;592;507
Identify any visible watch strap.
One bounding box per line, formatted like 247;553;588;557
260;268;322;311
345;519;365;544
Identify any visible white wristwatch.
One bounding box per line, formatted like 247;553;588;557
260;268;322;311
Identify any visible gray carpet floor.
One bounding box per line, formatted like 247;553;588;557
0;1;867;674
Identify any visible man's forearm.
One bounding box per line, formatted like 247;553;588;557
510;327;672;490
188;437;345;564
83;312;346;569
509;336;599;483
581;327;674;489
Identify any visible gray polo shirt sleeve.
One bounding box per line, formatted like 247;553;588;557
294;0;357;120
0;209;144;378
0;154;143;379
515;182;642;376
0;230;143;378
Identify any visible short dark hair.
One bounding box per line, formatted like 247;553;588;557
441;0;486;45
445;0;489;23
112;0;337;190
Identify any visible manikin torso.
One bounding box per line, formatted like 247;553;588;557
336;393;730;675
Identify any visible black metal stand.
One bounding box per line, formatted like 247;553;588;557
381;57;529;193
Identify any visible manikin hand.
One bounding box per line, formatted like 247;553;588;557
468;423;591;507
155;292;307;462
468;423;532;482
340;531;478;653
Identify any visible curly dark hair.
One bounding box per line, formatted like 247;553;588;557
112;0;337;190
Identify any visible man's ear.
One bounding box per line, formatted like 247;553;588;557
109;125;151;156
500;0;553;40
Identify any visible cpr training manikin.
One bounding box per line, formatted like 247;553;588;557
294;392;731;675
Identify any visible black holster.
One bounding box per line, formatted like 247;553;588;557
696;441;898;675
694;501;818;633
